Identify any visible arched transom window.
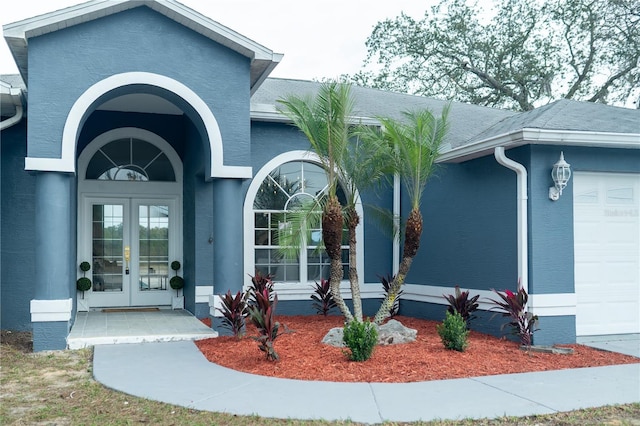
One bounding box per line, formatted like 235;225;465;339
86;138;176;182
253;161;348;283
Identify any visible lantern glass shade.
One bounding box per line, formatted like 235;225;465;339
551;152;571;194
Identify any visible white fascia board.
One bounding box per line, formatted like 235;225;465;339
438;129;640;163
152;0;279;61
3;1;129;39
250;54;284;96
30;298;73;322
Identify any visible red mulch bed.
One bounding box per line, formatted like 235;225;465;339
195;315;639;383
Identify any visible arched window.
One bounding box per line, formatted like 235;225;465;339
86;138;175;182
253;160;349;283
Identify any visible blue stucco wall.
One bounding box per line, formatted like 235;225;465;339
212;178;245;295
411;152;520;290
528;145;575;295
32;321;69;351
1;120;36;331
34;172;75;301
563;146;640;174
183;119;214;316
535;316;575;346
278;298;382;318
27;6;251;168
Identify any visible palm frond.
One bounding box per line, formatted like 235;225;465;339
275;197;325;260
375;105;450;210
277;82;356;198
363;204;404;242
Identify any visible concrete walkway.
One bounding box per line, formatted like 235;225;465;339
93;340;640;424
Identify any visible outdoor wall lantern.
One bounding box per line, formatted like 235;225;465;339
549;151;571;201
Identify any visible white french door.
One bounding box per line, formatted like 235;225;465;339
82;196;179;308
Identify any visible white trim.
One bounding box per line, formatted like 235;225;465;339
0;84;24;130
438;129;640;163
209;294;223;317
400;284;576;317
196;286;214;304
220;282;577;317
529;293;578;317
392;173;400;275
78;127;183;187
242;150;365;291
271;282;383;301
30;299;73;322
24;72;252;179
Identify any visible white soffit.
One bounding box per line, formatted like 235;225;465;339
97;93;184;115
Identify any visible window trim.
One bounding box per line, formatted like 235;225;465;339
243;151;365;297
78;127;183;195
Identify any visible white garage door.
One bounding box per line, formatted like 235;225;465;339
574;172;640;336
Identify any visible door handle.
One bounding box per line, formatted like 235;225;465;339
124;246;130;275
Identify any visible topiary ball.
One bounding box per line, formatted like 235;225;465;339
79;261;91;272
76;277;92;292
170;276;184;290
171;261;181;271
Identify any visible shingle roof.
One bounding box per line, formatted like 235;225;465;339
252;78;517;149
2;72;638;158
470;99;640;143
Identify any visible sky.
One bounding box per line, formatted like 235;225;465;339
0;0;434;80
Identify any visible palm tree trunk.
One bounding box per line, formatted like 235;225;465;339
347;206;362;322
323;195;353;322
373;208;423;325
329;258;353;323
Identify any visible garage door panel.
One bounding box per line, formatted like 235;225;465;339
574;172;640;336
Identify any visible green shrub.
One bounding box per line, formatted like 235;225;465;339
342;320;377;362
76;277;92;292
437;311;469;352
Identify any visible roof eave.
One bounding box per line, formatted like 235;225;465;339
438;128;640;163
250;103;380;126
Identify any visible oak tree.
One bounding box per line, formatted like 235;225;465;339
352;0;640;111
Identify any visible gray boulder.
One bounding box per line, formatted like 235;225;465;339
321;319;417;347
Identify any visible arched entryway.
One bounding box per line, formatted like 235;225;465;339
77;128;183;308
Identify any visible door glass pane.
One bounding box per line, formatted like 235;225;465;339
139;205;169;291
92;204;124;292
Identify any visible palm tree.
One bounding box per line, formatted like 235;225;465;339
277;82;358;322
372;107;450;325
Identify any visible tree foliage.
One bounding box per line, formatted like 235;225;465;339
352;0;640;111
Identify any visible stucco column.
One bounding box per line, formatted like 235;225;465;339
31;171;75;351
210;178;244;333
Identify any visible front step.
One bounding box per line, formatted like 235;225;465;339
67;310;217;349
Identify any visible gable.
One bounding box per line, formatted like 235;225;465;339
3;0;282;93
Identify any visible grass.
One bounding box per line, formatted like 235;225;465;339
1;333;639;425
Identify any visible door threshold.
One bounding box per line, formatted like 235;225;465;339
101;307;161;313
